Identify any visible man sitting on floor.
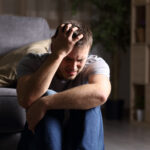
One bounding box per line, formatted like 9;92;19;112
17;20;111;150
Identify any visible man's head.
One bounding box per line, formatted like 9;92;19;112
57;44;90;80
53;20;93;80
53;20;93;48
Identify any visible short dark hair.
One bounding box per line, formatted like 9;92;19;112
53;20;93;48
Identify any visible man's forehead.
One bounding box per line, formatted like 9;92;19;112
69;49;88;57
65;54;87;60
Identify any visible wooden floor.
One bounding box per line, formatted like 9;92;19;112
104;120;150;150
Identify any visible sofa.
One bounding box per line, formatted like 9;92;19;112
0;15;52;150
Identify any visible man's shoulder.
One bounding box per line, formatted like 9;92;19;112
20;52;50;66
25;52;50;60
83;55;110;78
16;53;50;79
86;55;108;66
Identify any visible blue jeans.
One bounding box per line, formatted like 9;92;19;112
17;90;104;150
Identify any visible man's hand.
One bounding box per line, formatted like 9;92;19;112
51;24;83;57
26;97;47;133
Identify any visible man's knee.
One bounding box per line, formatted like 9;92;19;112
41;90;64;123
43;89;57;96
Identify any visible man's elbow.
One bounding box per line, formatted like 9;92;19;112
98;84;111;105
18;97;33;109
98;91;109;105
100;94;108;104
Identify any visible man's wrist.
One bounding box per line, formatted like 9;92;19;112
38;96;48;112
40;95;53;111
50;51;66;60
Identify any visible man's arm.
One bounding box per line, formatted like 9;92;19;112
17;24;83;109
17;53;65;108
26;74;111;131
43;74;111;110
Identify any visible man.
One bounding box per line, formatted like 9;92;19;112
17;20;111;150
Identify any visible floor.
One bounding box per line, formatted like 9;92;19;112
104;120;150;150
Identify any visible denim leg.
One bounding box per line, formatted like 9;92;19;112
17;90;64;150
63;106;104;150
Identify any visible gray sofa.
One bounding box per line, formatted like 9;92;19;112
0;15;51;150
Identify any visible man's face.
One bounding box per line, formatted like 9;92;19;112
57;45;90;80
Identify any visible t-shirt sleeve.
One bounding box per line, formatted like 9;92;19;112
84;55;110;79
16;53;43;79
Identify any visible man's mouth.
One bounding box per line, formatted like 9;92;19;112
66;70;77;76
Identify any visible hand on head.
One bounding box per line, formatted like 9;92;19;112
51;23;83;57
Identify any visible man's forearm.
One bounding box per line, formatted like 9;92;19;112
42;83;108;110
17;53;65;108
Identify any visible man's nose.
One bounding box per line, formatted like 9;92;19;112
70;61;78;70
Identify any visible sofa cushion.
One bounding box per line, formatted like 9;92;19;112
0;15;51;55
0;39;51;87
0;88;26;133
0;87;17;96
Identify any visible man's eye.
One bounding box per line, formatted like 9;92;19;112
78;59;83;62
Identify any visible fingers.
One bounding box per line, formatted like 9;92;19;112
58;24;72;34
57;24;65;34
63;24;72;33
63;24;83;40
28;120;36;134
67;26;78;38
73;33;84;43
26;113;35;134
59;24;79;37
58;23;84;44
28;125;35;134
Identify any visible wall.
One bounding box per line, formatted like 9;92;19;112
0;0;91;28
